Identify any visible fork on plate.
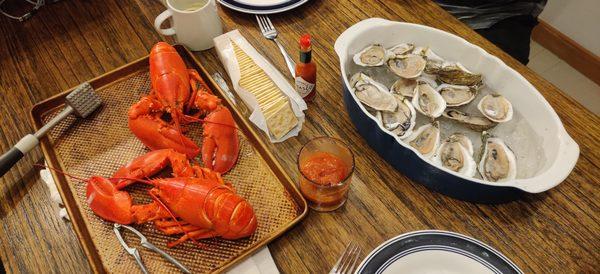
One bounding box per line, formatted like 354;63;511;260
330;242;362;274
255;15;297;78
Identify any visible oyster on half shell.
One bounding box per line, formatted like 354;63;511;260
437;84;478;107
388;43;415;57
378;95;416;139
437;62;483;86
477;94;513;123
442;109;497;131
412;46;445;74
390;78;417;97
478;132;517;182
411;80;446;118
406;121;441;158
353;44;389;67
433;133;476;177
350;72;398;112
387;54;426;79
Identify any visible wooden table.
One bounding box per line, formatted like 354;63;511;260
0;0;598;273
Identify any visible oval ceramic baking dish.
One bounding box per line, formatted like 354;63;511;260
334;18;579;203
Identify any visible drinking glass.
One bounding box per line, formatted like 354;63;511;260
297;137;354;212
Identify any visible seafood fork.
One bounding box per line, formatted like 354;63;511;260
114;223;191;274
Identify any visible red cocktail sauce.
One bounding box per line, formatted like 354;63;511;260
299;152;350;208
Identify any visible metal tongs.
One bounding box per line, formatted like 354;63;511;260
113;223;191;274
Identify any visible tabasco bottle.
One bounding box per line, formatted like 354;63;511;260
295;34;317;102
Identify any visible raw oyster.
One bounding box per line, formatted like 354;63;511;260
350;72;397;112
437;62;482;86
379;95;416;139
442;109;497;131
353;44;388;67
388;43;414;56
477;94;513;123
478;132;517;182
387;54;426;79
406;121;440;158
390;78;417;97
411;80;446;118
437;84;478;107
433;133;476;177
412;46;445;74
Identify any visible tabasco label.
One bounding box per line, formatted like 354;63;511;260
295;76;315;98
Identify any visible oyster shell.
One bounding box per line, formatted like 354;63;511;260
388;43;414;56
412;46;445;74
411;80;446;118
433;133;476;177
390;78;417;97
478;132;517;182
387;54;426;79
437;62;482;86
353;44;388;67
437;84;478;107
406;121;440;158
442;109;497;131
477;94;513;123
379;95;416;139
350;72;397;112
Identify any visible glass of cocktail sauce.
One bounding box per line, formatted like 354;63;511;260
298;137;354;212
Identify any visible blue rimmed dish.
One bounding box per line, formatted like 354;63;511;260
217;0;309;14
334;18;579;203
357;230;523;274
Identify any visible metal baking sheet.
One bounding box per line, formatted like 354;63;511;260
29;45;307;273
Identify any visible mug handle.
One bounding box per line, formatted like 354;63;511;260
154;10;176;36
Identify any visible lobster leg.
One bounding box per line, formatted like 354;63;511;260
187;69;220;113
128;96;200;158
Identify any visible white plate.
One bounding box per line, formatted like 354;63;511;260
357;230;523;274
217;0;309;14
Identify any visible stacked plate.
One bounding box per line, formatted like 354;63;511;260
217;0;309;14
357;231;523;274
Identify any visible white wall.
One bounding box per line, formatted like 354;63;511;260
539;0;600;56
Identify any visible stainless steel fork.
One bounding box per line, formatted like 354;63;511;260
330;242;362;274
255;15;296;78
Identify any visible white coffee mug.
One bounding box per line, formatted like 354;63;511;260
154;0;223;51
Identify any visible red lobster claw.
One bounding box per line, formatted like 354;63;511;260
128;97;200;159
201;106;239;173
86;176;133;224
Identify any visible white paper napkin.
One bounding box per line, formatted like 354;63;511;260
39;167;279;274
213;29;308;143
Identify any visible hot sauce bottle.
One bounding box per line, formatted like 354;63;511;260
295;34;317;102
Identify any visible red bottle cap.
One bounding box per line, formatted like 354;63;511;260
300;34;311;50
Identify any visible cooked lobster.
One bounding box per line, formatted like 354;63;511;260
86;149;257;247
128;42;239;173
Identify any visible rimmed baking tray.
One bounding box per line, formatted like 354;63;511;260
29;45;307;273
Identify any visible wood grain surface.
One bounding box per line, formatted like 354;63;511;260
0;0;598;273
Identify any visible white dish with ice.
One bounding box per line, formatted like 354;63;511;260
335;18;579;202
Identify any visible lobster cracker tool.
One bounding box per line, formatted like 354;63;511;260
113;223;191;274
0;83;102;177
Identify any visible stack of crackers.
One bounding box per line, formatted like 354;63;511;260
232;41;299;139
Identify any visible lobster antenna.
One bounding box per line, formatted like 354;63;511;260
147;190;204;248
183;115;240;130
35;164;88;182
171;110;189;158
35;164;153;185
